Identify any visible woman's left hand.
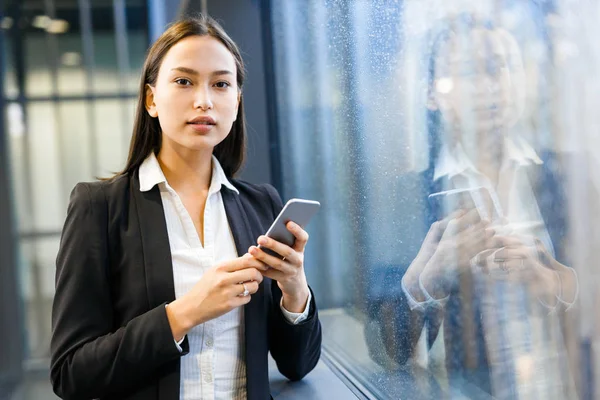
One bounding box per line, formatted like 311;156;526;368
475;235;560;299
248;221;310;313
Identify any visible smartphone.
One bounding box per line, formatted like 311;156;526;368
470;186;503;222
258;198;321;258
428;187;503;222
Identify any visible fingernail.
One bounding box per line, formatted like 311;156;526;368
288;221;297;229
257;237;267;246
248;246;257;254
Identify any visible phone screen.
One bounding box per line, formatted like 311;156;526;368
470;187;502;222
429;187;502;222
258;198;320;259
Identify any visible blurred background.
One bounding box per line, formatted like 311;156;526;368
2;0;600;399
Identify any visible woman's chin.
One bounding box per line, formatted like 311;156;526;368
185;136;228;152
164;136;223;154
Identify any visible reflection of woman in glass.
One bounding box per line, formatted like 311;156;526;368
50;16;321;399
372;15;578;399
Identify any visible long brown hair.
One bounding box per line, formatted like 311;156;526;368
116;15;246;178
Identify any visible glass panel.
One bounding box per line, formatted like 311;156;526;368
91;3;147;94
123;97;136;144
19;239;40;360
15;4;88;97
4;37;19;98
25;33;54;97
9;100;101;232
10;2;145;98
127;31;147;92
58;101;94;189
273;1;597;399
94;98;135;176
6;102;33;233
26;102;66;232
2;0;148;379
19;237;60;360
93;32;122;94
54;8;87;97
90;3;139;95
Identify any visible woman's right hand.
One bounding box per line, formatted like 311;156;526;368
165;254;268;341
419;208;492;299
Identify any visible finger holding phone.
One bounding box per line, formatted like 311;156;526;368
166;254;268;342
248;199;320;313
419;208;494;299
402;208;467;301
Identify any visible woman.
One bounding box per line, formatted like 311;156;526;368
366;14;578;399
50;15;321;400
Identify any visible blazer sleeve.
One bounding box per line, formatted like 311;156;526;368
363;171;444;367
50;183;187;399
364;263;441;367
261;184;322;381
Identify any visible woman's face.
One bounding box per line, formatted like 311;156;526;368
145;35;240;153
432;28;525;135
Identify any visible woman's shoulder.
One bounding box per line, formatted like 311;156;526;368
228;179;284;212
228;179;280;199
68;174;132;208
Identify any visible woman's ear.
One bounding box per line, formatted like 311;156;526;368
145;84;158;118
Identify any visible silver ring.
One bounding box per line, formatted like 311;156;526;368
241;283;249;297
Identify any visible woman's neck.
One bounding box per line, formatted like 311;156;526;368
451;126;506;187
156;141;213;196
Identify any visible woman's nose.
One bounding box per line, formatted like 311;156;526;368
194;87;213;111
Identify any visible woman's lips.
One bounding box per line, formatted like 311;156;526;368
188;121;215;133
187;116;216;133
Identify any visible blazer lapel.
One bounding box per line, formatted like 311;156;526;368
131;172;181;399
131;172;176;308
221;186;255;262
221;186;268;400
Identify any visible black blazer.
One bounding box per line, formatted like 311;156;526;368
50;171;322;400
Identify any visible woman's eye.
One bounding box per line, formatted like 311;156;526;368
175;78;192;86
214;81;231;89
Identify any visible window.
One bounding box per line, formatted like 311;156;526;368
271;1;599;398
2;0;148;363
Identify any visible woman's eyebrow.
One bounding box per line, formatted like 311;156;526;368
170;67;234;77
212;69;234;77
171;66;199;75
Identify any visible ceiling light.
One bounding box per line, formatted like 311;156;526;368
32;15;51;29
61;52;82;67
46;19;69;34
1;17;13;30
